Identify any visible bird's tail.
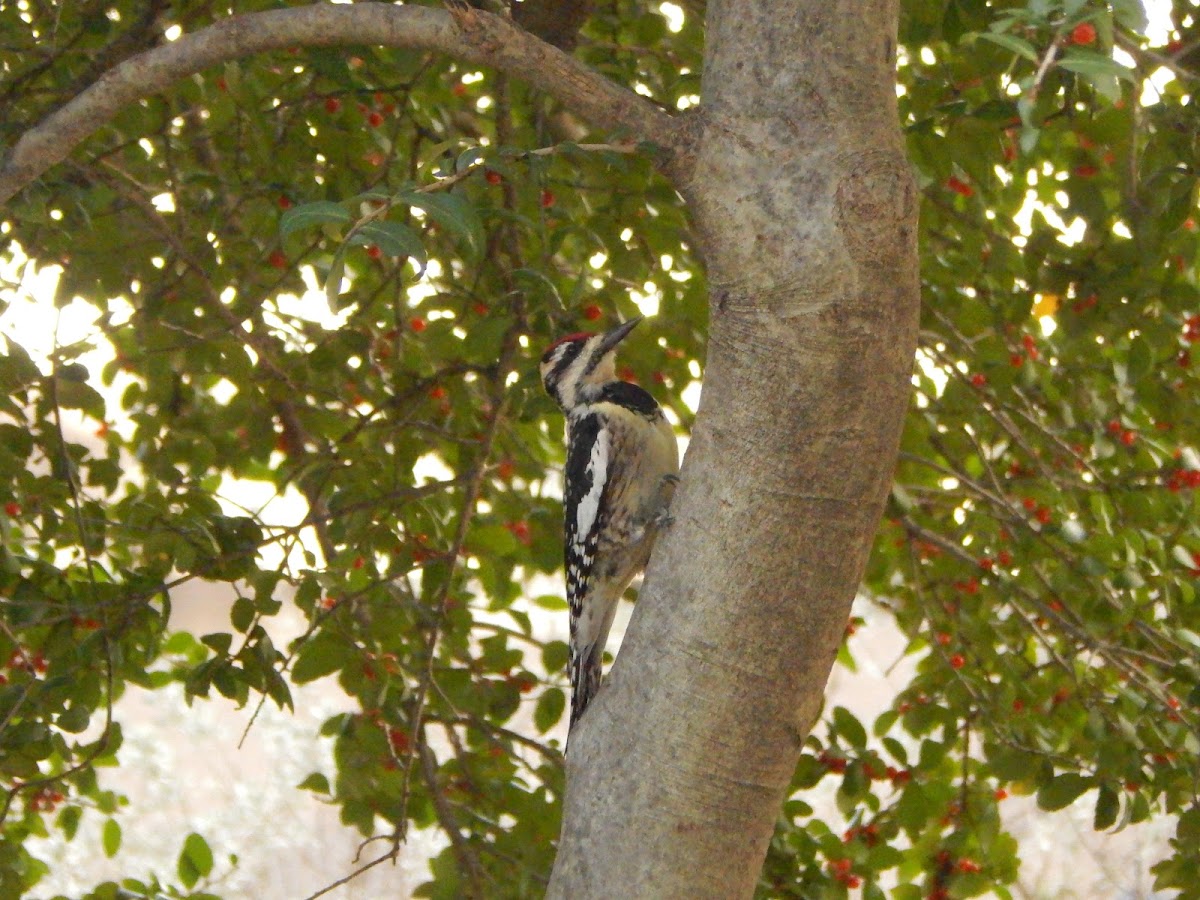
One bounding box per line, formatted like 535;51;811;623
567;645;603;741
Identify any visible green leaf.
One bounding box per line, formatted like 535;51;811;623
832;706;867;749
1094;784;1120;830
513;268;564;310
280;201;351;239
976;31;1039;62
1111;0;1147;30
53;378;106;421
57;703;91;733
178;832;214;888
534;687;566;733
541;640;569;674
200;633;232;656
1126;337;1152;382
347;220;428;270
455;145;487;172
325;250;347;312
291;635;350;684
102;818;121;858
58;805;82;841
298;772;330;794
1057;50;1134;102
230;596;255;633
400;191;484;257
1037;773;1092;811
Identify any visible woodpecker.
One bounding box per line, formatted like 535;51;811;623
540;317;679;737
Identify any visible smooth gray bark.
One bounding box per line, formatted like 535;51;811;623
549;1;918;895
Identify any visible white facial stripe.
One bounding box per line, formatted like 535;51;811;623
574;426;609;546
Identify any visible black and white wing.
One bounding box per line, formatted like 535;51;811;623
563;412;611;730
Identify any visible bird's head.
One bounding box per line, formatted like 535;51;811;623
539;317;642;411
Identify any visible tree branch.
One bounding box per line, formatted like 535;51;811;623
0;2;687;206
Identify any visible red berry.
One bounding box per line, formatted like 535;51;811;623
429;386;447;401
472;302;489;316
997;550;1012;566
497;459;516;480
409;317;427;333
268;250;287;269
1074;164;1098;178
946;176;974;197
506;520;531;545
994;788;1008;801
1107;420;1123;435
979;557;994;570
1010;352;1025;367
216;76;228;92
1012;698;1025;712
324;97;342;114
484;170;502;185
366;244;383;260
1022;497;1037;510
949;653;966;669
451;83;468;98
3;502;19;516
388;727;410;753
583;304;603;321
936;632;952;646
1035;506;1052;524
277;195;292;210
970;373;987;387
367;110;385;128
540;189;556;208
1071;22;1097;45
1121;429;1136;446
511;673;536;693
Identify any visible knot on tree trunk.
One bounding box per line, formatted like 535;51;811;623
834;149;917;268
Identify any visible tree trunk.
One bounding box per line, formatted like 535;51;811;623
549;0;918;895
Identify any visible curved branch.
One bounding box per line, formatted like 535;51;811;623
0;2;686;206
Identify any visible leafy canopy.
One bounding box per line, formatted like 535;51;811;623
0;0;1197;897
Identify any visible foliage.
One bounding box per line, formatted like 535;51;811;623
0;0;1196;897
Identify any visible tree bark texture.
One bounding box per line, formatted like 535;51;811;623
549;0;919;896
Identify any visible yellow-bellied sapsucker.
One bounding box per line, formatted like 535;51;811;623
539;317;679;737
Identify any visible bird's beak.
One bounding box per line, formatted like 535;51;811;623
592;316;642;360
